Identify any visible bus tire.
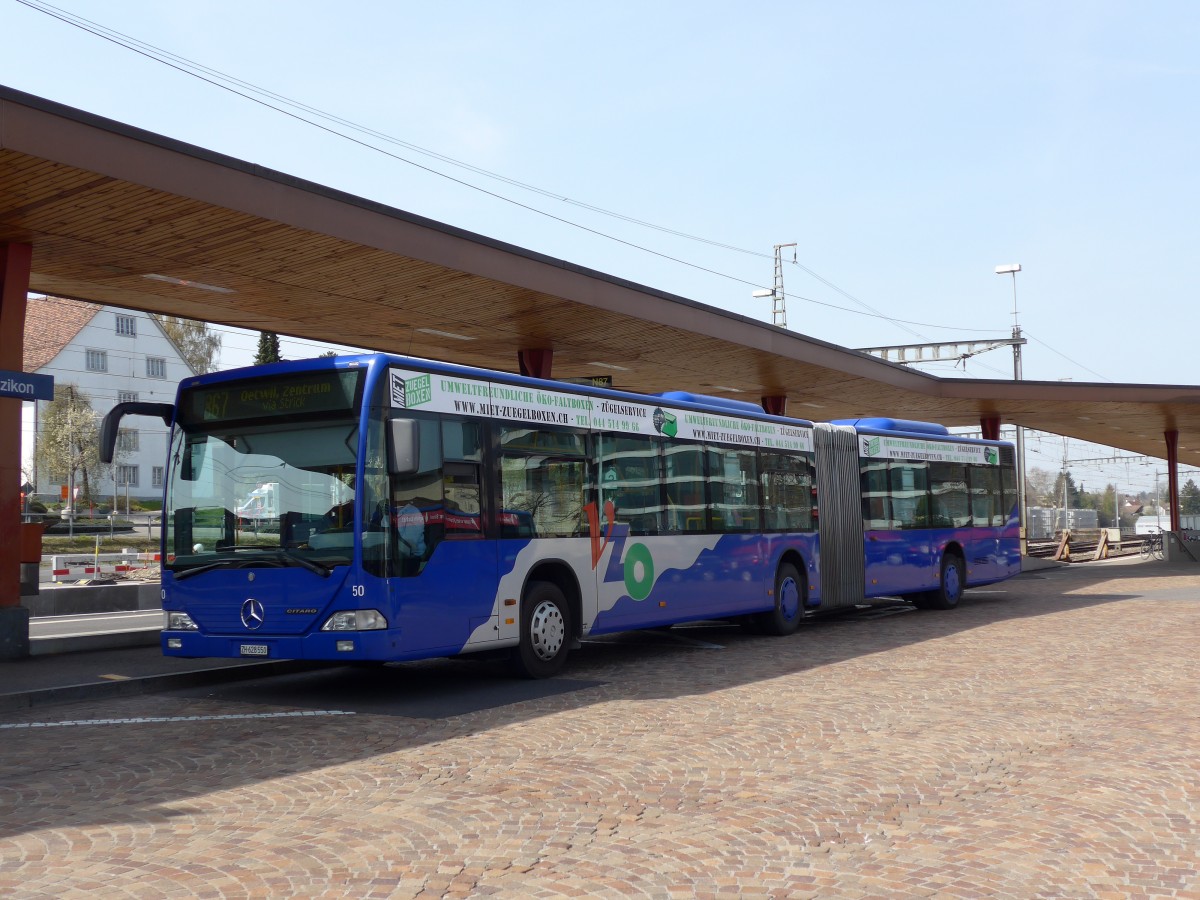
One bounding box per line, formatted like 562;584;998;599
925;551;964;610
755;562;805;636
509;580;571;679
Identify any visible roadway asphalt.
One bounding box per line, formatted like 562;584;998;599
0;639;327;714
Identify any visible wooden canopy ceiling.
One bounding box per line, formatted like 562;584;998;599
4;85;1200;467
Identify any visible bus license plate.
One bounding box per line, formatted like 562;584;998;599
240;644;269;657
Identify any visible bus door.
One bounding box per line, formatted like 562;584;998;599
379;415;499;653
963;463;1009;581
862;460;935;596
495;424;590;641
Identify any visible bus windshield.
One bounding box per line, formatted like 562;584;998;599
164;369;364;574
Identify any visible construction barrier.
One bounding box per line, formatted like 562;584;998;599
50;550;161;582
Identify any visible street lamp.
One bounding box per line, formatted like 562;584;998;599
995;263;1027;551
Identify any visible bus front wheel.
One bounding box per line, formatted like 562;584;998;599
509;580;571;679
754;562;805;636
918;552;964;611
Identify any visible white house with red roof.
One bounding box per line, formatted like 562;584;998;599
21;296;196;505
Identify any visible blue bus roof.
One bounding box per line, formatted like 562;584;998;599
180;353;819;429
832;417;950;436
655;391;767;414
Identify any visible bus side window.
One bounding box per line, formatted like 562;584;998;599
596;433;664;536
442;417;483;462
890;462;929;529
970;464;1000;527
708;446;759;532
999;463;1018;525
442;461;483;538
499;424;586;538
441;419;484;539
391;417;442;574
663;441;706;533
929;462;970;528
759;450;815;532
862;460;891;530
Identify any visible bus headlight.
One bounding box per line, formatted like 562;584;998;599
165;611;199;631
321;609;388;631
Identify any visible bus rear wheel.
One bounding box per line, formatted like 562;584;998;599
509;580;571;679
918;551;964;610
754;562;805;636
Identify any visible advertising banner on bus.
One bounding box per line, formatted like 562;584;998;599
387;367;813;452
860;434;1001;465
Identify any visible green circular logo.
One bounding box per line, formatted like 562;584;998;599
623;542;655;601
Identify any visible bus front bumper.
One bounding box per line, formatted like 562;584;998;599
162;629;401;661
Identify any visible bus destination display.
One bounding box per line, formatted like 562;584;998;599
182;370;362;423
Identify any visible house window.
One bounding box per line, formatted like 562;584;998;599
152;466;164;488
116;465;139;487
146;357;166;379
118;391;140;404
86;349;108;372
115;314;137;337
116;429;139;453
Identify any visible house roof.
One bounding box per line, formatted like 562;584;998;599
23;295;101;372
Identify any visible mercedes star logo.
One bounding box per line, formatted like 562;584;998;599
240;598;265;630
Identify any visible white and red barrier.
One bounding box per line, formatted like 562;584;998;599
50;551;161;582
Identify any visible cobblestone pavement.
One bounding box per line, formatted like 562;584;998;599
1;558;1197;898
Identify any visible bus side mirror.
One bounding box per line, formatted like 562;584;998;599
388;419;419;475
100;401;174;464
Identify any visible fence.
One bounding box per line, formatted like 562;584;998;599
50;550;161;582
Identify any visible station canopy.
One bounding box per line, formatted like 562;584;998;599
4;85;1200;467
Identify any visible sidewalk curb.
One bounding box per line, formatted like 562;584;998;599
0;659;330;714
30;628;161;656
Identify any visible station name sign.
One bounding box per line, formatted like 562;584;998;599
0;370;54;401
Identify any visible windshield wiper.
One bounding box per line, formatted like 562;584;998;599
173;559;249;581
276;548;332;577
172;547;333;580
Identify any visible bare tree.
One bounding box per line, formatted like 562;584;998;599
152;315;222;374
1024;466;1056;506
35;383;102;509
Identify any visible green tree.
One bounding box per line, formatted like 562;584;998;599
1098;484;1118;528
1180;479;1200;515
1052;470;1080;508
35;383;101;508
151;315;222;374
254;331;282;365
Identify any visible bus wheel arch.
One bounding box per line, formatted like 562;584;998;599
754;553;807;636
918;545;965;611
509;562;580;679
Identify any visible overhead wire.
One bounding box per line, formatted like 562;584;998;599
1023;332;1112;383
15;0;1010;337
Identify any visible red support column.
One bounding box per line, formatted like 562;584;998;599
517;348;553;380
0;242;33;658
980;416;1000;441
761;396;787;417
1165;429;1180;532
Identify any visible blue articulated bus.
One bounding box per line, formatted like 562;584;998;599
101;353;1020;678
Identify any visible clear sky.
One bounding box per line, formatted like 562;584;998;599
5;0;1199;494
